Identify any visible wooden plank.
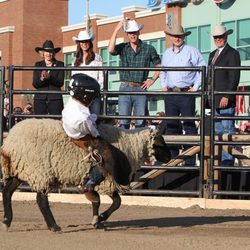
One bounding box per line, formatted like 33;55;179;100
222;145;250;166
130;146;200;190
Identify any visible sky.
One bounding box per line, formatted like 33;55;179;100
68;0;152;25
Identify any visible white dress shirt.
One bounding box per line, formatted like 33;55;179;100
62;97;100;139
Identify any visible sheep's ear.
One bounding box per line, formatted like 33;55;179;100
153;134;166;147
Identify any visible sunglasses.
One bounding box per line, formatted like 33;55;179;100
171;35;185;39
213;34;226;40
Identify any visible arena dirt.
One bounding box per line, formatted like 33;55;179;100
1;201;250;250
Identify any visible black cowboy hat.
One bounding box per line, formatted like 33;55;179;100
35;40;61;53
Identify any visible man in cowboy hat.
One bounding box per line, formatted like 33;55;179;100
208;24;241;194
160;24;206;166
108;18;161;129
33;40;64;116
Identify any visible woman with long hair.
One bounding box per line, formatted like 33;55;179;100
72;30;103;115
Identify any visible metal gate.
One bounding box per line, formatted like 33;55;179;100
4;66;246;198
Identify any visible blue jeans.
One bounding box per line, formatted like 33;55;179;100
215;107;236;164
118;83;147;129
85;166;104;189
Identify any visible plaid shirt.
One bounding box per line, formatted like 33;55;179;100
111;40;161;83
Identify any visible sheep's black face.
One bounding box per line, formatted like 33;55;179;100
153;134;171;163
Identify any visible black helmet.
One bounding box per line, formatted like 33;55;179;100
68;74;100;106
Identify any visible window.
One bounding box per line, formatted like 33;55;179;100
223;19;250;61
186;25;211;62
64;52;75;90
99;47;120;90
223;19;250;60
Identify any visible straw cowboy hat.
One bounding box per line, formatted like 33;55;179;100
35;40;61;53
164;24;191;36
210;24;233;36
123;20;144;33
72;30;95;42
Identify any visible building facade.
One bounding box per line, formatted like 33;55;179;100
0;0;249;113
62;0;250;114
0;0;68;106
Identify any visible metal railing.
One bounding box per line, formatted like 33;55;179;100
0;66;5;146
2;65;206;197
209;65;250;198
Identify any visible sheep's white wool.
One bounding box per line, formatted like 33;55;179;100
1;119;158;193
97;124;157;173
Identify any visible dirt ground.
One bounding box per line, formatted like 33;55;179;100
0;201;250;250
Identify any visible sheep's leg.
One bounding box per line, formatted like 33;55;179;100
84;190;103;228
99;191;121;222
36;192;61;232
2;177;21;230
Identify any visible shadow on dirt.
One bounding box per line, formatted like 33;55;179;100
104;215;250;229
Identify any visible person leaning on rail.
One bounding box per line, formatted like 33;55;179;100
71;30;104;115
108;18;161;129
208;24;241;196
160;24;206;166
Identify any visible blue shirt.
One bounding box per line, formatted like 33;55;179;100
160;43;206;91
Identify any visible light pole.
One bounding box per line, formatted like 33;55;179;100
86;0;90;33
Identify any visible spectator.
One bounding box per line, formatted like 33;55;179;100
208;24;240;166
32;40;64;117
208;24;241;194
23;103;33;115
160;24;206;166
13;106;23;124
3;81;9;131
108;18;161;129
71;30;103;115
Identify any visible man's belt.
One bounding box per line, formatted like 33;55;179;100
169;86;190;92
124;82;143;87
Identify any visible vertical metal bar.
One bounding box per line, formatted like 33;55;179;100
199;66;206;198
8;65;14;129
209;65;215;198
102;70;108;116
0;66;5;146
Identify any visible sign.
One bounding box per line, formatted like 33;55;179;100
148;0;186;8
212;0;229;3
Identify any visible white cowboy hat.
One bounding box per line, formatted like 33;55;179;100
210;24;233;36
164;24;191;36
72;30;95;42
124;20;144;33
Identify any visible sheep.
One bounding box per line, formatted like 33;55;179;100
1;118;171;231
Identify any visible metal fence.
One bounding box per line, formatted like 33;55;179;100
209;65;250;198
4;65;250;199
0;66;5;146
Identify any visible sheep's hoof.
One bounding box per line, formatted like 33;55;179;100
49;224;61;232
91;215;105;229
98;214;108;223
93;222;105;229
2;222;9;232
